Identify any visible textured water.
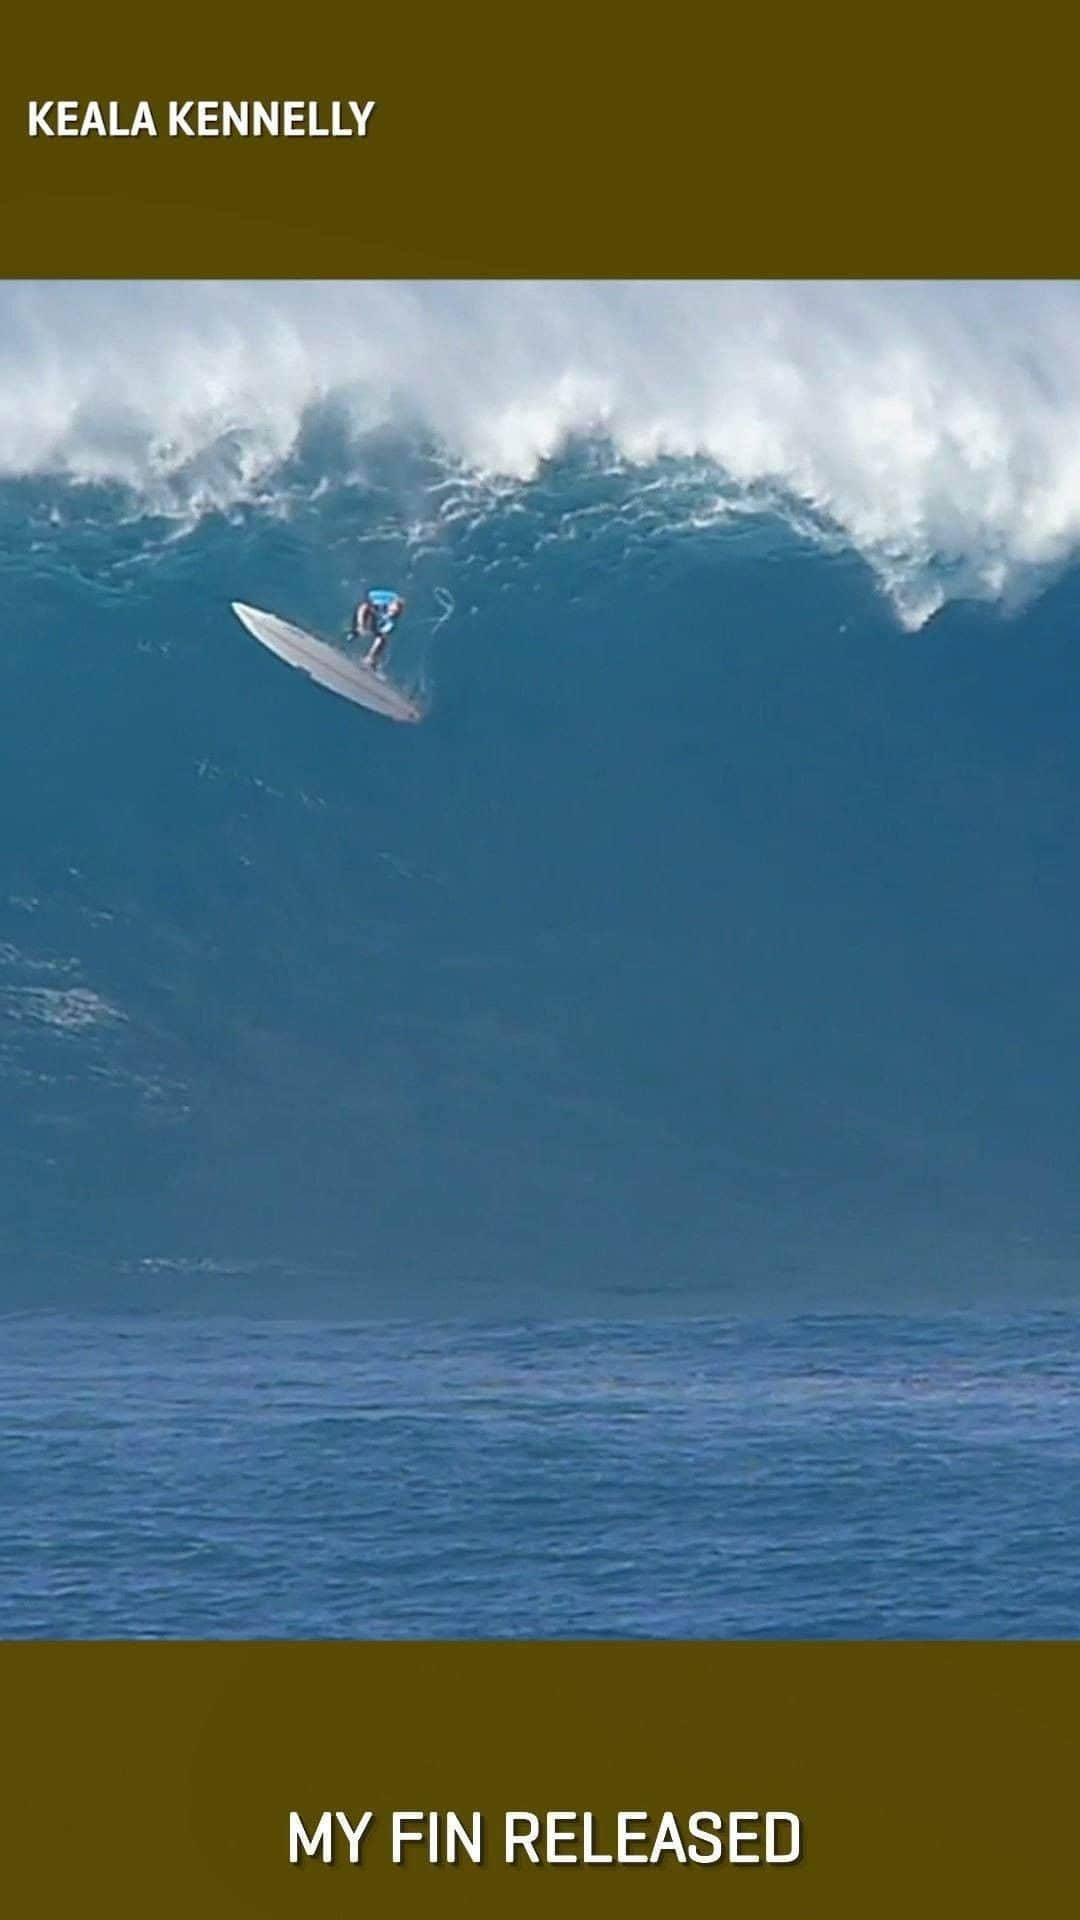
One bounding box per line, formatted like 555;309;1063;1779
7;458;1080;1313
5;285;1080;1640
3;1312;1077;1638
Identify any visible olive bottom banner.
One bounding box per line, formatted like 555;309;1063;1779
1;1643;1072;1913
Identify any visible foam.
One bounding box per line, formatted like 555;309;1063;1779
4;279;1080;624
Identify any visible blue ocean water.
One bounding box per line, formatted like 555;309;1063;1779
3;1312;1078;1637
5;282;1080;1635
8;453;1080;1312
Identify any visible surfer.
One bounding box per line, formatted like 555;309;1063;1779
351;588;406;671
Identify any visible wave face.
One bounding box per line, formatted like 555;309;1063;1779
5;281;1080;1310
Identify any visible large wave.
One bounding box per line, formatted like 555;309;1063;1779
5;280;1080;627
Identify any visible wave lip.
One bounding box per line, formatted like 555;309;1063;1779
5;279;1080;625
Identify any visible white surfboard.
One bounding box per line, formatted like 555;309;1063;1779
231;602;424;724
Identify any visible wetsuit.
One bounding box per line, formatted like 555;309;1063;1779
365;588;401;638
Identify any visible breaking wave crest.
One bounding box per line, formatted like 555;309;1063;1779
5;279;1080;626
